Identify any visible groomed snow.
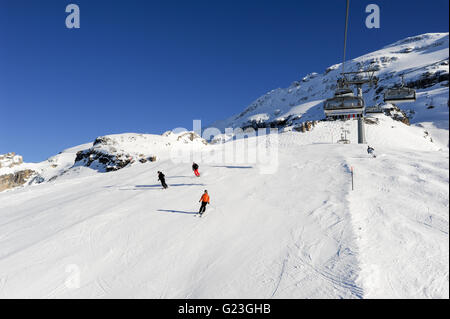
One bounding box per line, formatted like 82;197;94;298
0;115;448;298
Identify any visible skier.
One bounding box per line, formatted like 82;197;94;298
367;145;376;158
157;171;168;189
192;162;200;177
198;190;210;216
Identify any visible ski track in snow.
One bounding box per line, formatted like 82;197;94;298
346;149;449;298
0;114;448;298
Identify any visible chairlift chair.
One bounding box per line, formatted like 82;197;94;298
324;87;365;120
384;76;416;104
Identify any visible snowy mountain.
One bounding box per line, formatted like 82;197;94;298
0;33;448;299
0;131;207;192
211;33;449;146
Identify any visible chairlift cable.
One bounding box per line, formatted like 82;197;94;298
342;0;350;74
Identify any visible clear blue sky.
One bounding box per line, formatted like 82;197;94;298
1;0;448;162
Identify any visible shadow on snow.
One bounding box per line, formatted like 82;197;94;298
158;209;197;215
135;183;204;188
211;165;253;169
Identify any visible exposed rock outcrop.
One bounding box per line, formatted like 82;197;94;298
73;132;208;173
241;114;304;130
407;70;449;89
293;121;319;133
384;106;411;125
0;169;35;192
162;131;208;145
0;152;23;168
75;149;133;172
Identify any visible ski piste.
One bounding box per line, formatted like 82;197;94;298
195;205;214;218
0;30;448;299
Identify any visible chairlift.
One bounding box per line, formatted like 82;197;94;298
384;76;416;104
337;126;350;144
334;86;354;96
365;104;383;113
323;0;374;122
324;87;365;120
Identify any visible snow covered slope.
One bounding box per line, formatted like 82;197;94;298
0;131;207;190
211;33;449;146
0;114;448;298
0;33;448;299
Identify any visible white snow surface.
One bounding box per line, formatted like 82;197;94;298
0;33;448;299
0;115;448;299
0;132;207;181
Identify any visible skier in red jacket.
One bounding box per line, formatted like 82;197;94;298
192;162;200;177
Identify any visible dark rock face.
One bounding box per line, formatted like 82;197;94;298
384;106;411;126
407;71;449;90
240;116;319;133
93;136;114;146
73;134;173;173
75;135;136;172
138;156;156;164
293;121;319;133
364;117;379;125
74;149;134;172
74;149;157;172
241;114;304;131
0;169;35;192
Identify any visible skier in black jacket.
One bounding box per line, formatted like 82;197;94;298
367;146;376;158
157;171;168;189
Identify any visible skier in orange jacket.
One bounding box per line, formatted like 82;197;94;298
198;190;210;216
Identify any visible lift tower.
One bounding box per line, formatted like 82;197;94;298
323;0;379;144
340;70;378;144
